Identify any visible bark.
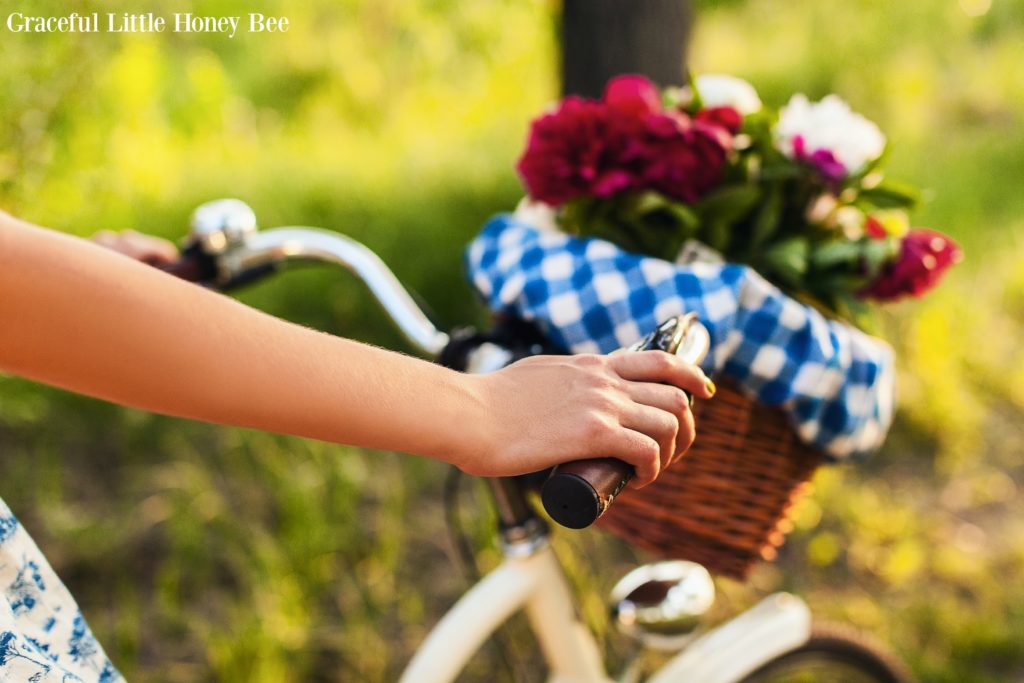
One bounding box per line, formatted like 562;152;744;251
561;0;693;98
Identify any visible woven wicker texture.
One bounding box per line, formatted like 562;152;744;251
599;381;823;579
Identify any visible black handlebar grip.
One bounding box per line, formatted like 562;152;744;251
541;457;633;529
150;246;217;284
151;247;275;291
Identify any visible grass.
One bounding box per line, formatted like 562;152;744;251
1;0;1023;680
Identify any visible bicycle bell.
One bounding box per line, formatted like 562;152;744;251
187;198;258;255
610;560;715;651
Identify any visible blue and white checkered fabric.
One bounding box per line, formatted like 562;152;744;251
465;212;896;461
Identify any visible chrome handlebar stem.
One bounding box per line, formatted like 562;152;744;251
224;228;450;356
185;199;451;357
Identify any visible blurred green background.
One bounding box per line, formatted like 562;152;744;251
1;0;1023;681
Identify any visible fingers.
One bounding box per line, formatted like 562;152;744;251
619;401;678;477
568;352;709;483
623;381;696;460
672;404;696;465
92;230;179;263
625;380;692;415
599;425;662;488
609;350;716;400
90;230;120;250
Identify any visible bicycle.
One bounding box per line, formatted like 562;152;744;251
159;198;914;683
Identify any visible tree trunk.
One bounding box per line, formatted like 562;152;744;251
561;0;693;98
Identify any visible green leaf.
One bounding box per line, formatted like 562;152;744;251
628;192;699;232
662;201;701;232
811;240;862;269
695;184;762;225
685;70;704;112
857;180;921;209
750;184;783;248
758;163;803;181
742;110;776;141
761;237;810;288
703;220;731;253
816;272;874;293
861;237;898;279
633;218;679;260
630;190;670;217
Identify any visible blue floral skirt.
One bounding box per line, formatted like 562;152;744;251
0;497;123;682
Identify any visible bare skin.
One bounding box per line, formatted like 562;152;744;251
0;212;714;487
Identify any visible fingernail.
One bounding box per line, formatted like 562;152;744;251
704;378;717;397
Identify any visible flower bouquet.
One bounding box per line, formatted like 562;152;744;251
515;74;961;325
465;74;962;576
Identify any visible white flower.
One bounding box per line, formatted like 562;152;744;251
805;193;839;225
775;94;886;175
835;206;867;240
693;74;763;115
513;197;559;234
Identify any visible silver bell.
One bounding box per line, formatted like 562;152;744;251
188;198;258;255
610;560;715;651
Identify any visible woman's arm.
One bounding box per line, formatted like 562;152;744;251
0;212;712;485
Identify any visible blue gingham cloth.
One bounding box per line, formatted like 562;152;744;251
465;212;896;461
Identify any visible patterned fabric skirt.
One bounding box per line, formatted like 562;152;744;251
0;497;123;682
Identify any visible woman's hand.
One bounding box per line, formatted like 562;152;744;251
465;351;715;487
91;229;178;264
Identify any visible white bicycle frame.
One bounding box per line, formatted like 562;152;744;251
400;535;812;683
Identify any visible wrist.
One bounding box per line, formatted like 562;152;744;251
438;372;503;475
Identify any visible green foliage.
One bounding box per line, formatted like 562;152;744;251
562;191;700;261
0;0;1022;681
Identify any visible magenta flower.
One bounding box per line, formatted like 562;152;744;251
696;106;744;135
516;97;644;205
639;111;729;203
860;229;962;301
516;75;732;207
604;75;662;117
792;135;847;185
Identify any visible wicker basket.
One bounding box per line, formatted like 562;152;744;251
599;380;823;580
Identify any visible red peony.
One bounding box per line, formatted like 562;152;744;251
695;106;744;135
860;229;962;301
516;75;732;207
639;111;729;203
516;97;645;206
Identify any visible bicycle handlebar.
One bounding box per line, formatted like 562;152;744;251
158;199;711;531
540;315;710;529
224;227;451;355
152;248;217;282
159;199;450;356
